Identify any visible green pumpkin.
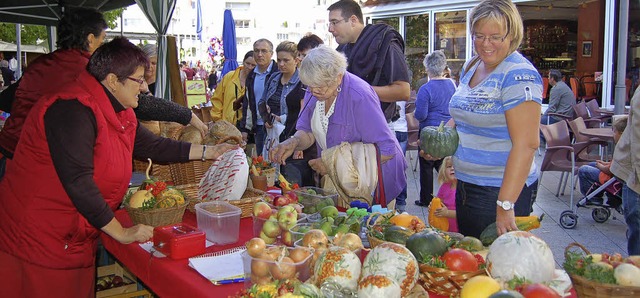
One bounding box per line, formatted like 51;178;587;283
405;231;448;261
419;121;459;159
383;225;414;245
488;290;525;298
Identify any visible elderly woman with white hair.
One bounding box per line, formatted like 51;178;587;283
269;45;406;206
136;44;208;136
413;50;457;208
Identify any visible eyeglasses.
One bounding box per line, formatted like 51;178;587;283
254;49;272;55
127;77;146;85
302;85;330;95
328;19;348;28
472;34;507;44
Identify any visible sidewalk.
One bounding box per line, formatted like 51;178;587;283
403;151;629;267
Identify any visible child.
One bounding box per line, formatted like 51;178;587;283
433;156;458;232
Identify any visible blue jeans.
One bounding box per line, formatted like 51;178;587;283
455;180;534;238
623;185;640;255
395;131;408;210
255;125;266;157
578;162;601;197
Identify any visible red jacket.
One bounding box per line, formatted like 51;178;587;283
0;71;137;269
0;49;91;157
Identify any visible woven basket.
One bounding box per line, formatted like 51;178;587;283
132;160;172;182
418;263;487;297
124;197;189;227
565;242;640;297
366;233;388;249
168;160;214;186
176;183;266;218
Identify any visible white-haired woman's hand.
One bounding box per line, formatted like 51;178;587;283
269;137;298;165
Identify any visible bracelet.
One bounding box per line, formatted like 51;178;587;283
201;145;207;161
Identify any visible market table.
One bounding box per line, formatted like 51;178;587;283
101;209;577;297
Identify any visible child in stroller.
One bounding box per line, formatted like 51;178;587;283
576;174;624;223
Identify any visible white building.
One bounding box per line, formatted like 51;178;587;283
107;0;338;67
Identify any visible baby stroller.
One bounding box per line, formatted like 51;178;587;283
559;175;623;229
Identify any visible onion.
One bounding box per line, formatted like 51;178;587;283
270;256;296;280
334;233;364;252
289;247;312;263
302;229;329;249
246;238;266;258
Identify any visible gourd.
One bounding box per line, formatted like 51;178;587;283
479;214;544;246
357;275;401;298
428;197;449;231
419;121;459;159
383;225;414;245
486;231;555;284
361;242;419;297
614;263;640;286
405;231;448;260
313;246;361;291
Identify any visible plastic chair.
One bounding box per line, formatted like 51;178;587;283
406;112;420;172
572;102;602;128
539;121;591;204
569;77;580;101
585;99;611;125
567;117;609;161
580;75;598;102
542;77;549;102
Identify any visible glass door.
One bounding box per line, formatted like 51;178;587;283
404;13;430;91
434;10;467;83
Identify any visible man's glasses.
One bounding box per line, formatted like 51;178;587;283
327;19;347;28
127;77;145;85
472;34;507;44
254;49;272;55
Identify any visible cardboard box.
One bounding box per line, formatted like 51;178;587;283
96;263;139;298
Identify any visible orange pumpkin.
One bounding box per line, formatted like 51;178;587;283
428;197;449;231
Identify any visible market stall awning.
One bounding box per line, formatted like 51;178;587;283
0;0;135;26
0;41;48;53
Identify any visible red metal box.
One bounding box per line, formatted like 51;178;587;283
153;223;206;259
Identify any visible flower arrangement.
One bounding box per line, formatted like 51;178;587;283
249;156;274;177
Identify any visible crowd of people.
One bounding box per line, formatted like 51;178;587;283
0;0;639;295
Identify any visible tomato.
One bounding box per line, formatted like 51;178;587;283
519;283;560;298
442;248;479;272
256;156;264;163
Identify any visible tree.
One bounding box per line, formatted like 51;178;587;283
0;8;125;45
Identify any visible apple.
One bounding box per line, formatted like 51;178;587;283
281;230;294;246
259;231;277;244
278;211;298;230
261;219;281;238
320;206;339;219
274;195;291;207
288;203;303;215
285;191;298;203
253;202;273;220
263;193;275;205
278;205;296;218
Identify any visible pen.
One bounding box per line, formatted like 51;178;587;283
212;277;245;285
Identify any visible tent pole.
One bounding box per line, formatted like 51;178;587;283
15;23;22;79
614;0;629;114
47;25;56;53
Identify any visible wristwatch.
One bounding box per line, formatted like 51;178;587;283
496;200;514;211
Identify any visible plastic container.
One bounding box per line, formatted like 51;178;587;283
241;245;314;284
293;187;338;214
293;239;363;260
252;210;308;237
287;223;313;245
195;201;241;245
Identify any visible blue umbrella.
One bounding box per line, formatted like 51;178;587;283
221;9;238;77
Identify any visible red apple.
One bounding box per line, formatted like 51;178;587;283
253;202;273;220
274;195;291;207
285;192;298;203
520;283;560;298
288;203;303;215
278;211;298;230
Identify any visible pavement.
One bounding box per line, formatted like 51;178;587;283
401;149;629;267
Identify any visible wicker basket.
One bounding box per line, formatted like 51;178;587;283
132;160;172;182
168;160;214;186
124;198;189;227
418;263;487;297
366;232;389;249
565;242;640;297
176;183;266;218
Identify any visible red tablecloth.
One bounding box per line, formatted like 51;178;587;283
101;209;574;297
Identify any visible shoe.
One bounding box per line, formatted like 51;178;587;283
414;200;428;207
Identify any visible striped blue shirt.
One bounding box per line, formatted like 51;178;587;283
449;52;542;187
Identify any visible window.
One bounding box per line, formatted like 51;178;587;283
191;0;196;9
372;17;399;31
435;10;467;83
277;33;289;40
192;18;196;28
237;37;251;45
404;13;430;90
235;20;250;28
225;2;250;10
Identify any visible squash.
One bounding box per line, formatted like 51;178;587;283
362;242;419;297
313;246;361;291
486;231;555;284
357;275;402;298
419;121;459;159
614;263;640;286
428;197;449;231
405;231;448;260
479;214;544;246
383;225;414;245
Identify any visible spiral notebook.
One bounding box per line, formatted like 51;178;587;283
188;246;246;283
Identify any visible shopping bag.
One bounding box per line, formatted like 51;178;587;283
262;121;285;162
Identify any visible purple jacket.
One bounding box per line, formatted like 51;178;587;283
297;72;407;203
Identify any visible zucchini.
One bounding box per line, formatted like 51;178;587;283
479;214;544;246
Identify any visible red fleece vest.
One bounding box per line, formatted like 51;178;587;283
0;71;137;269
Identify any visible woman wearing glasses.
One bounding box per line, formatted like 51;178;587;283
422;0;542;238
269;45;406;206
0;38;237;297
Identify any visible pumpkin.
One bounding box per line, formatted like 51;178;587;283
357;275;401;298
406;231;448;260
362;242;419;297
313;246;361;291
428;197;449;231
479;214;544;246
486;231;555;284
419;121;458;159
383;225;414;245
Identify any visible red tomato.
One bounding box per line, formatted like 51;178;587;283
442;248;479;272
520;283;560;298
257;156;264;163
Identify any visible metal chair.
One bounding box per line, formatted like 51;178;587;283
406;112;420;172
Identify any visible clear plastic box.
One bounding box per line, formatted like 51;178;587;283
241;245;314;284
292;187;338;214
195;201;241;245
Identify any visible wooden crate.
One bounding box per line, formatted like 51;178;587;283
96;262;150;298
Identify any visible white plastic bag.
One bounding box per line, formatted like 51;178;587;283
262;121;285;162
198;148;249;201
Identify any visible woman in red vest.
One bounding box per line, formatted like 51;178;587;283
0;38;237;297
